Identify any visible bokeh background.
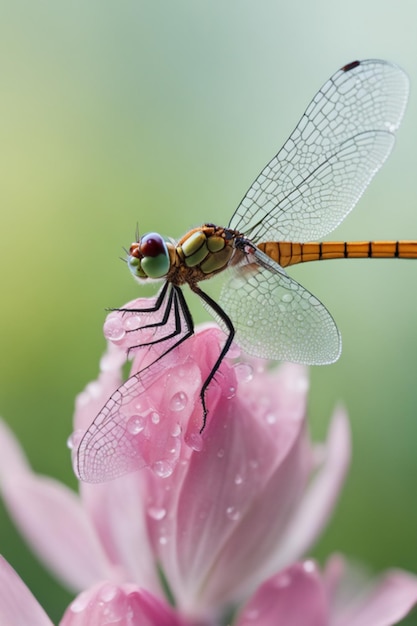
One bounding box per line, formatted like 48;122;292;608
1;1;417;623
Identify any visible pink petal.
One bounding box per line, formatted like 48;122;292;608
0;420;113;591
74;325;234;482
332;569;417;626
236;561;328;626
0;556;53;626
274;407;351;567
60;582;188;626
146;362;313;612
72;341;125;432
80;474;161;594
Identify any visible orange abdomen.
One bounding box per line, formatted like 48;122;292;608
258;241;417;268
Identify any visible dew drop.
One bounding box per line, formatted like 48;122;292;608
168;438;181;458
234;473;244;485
226;506;241;521
159;535;168;546
226;385;236;399
151;411;160;425
246;318;254;327
99;584;118;602
265;412;277;425
148;506;167;521
217;448;225;459
234;362;253;383
152;461;174;478
123;314;141;331
281;293;293;303
103;318;126;342
127;415;145;435
169;391;188;412
171;423;181;437
303;560;316;573
68;430;83;450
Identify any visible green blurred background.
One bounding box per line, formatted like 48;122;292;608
1;0;417;622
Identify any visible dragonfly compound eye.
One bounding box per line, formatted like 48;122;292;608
138;233;170;278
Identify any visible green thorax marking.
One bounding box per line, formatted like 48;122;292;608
177;225;234;276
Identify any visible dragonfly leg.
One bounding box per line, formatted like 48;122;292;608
110;281;170;315
190;285;235;433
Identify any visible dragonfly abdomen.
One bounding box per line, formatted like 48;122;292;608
259;241;417;267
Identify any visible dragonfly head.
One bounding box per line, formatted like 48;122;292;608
128;232;171;280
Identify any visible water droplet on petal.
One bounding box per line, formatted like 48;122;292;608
151;411;160;425
226;385;236;399
148;506;167;520
217;448;225;459
152;460;174;478
103;318;126;342
234;473;244;485
169;391;188;412
123;314;141;331
159;535;168;545
234;362;253;383
171;423;181;437
226;506;241;521
127;415;145;435
69;430;84;450
303;560;316;574
168;438;181;458
265;412;277;425
99;584;118;602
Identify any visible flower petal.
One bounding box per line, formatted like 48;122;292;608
236;561;328;626
332;568;417;626
273;407;351;567
60;582;189;626
146;362;314;612
0;556;53;626
80;474;161;594
0;420;113;591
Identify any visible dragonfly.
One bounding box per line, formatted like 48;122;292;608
77;59;416;482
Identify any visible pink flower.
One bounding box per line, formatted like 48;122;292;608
1;553;416;626
0;308;416;624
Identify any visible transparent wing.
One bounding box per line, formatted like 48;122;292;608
229;59;409;242
76;285;194;482
76;361;165;482
219;249;341;365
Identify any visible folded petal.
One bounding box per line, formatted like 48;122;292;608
0;420;113;591
0;556;53;626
